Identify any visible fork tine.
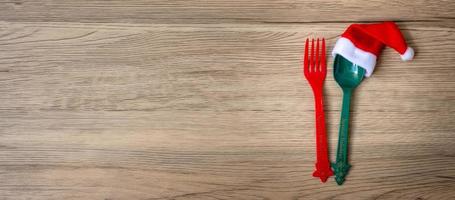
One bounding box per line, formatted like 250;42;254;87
304;38;309;76
315;38;320;72
310;39;315;72
321;38;327;74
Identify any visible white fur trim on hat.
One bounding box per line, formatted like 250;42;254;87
400;47;414;61
331;37;377;77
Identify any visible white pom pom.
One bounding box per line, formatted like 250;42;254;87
400;47;414;61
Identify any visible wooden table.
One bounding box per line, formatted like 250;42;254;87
1;1;454;199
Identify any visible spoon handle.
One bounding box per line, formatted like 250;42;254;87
333;89;352;185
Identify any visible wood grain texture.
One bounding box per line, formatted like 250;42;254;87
0;1;454;200
0;0;454;24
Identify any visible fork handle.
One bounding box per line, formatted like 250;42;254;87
332;88;352;185
312;88;333;182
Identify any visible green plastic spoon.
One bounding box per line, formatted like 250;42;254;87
332;55;366;185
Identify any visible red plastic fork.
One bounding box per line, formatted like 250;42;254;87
303;38;333;182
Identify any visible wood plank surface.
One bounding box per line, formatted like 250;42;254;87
0;1;454;200
0;0;454;23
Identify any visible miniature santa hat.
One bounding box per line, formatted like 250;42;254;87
332;21;414;77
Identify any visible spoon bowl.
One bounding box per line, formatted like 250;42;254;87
334;55;365;89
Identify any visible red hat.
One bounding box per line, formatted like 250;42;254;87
332;21;414;77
